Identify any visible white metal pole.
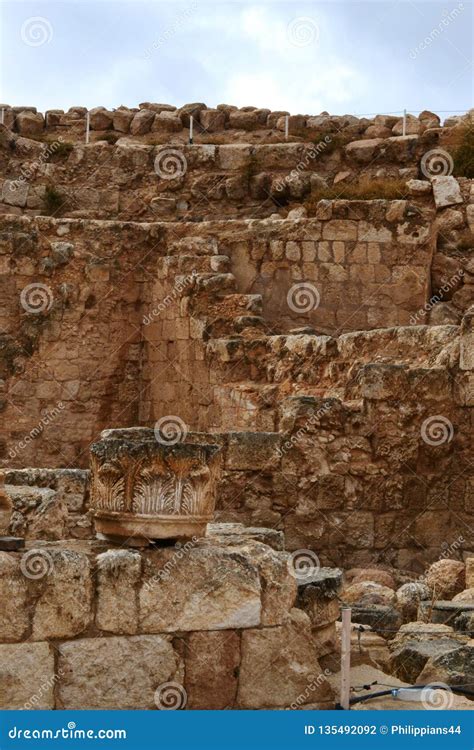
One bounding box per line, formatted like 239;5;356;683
402;109;407;136
340;607;351;710
189;115;193;145
285;115;289;140
85;111;90;144
0;109;4;126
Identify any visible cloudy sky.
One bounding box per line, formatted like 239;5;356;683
1;0;472;117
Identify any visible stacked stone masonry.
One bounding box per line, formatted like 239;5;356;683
0;529;337;710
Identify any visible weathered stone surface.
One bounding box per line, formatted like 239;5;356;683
16;111;44;136
343;581;396;607
130;109;155;135
237;609;332;708
206;523;284;551
396;582;431;622
425;559;465;599
57;635;183;709
139;545;261;632
226;432;280;470
389;637;465;682
185;630;240;709
0;642;55;709
31;548;93;640
466;558;474;588
0;552;29;641
431;176;463;208
418;600;474;625
417;644;474;686
112;109;134;133
346;568;396;589
6;485;68;540
345;138;382;163
96;549;142;634
200;109;226;133
88;107;113;130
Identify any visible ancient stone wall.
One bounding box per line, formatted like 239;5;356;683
0;530;337;710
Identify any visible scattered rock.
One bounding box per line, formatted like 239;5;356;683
425;559;465;599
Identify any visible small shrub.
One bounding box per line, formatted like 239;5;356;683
100;131;120;145
49;140;74;160
43;185;65;215
453;125;474;178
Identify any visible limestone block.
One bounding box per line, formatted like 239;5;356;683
31;548;93;640
88;107;113;130
96;549;142;634
229;110;258;130
139;545;261;632
345;138;383;163
237;609;332;708
16;111;44;136
431;176;463;209
1;180;28;208
0;552;29;641
151;112;182;133
218;144;252;170
406;179;432;195
6;486;68;540
112;109;134;133
57;635;183;709
200;109;226;132
322;219;357;241
225;541;296;625
0;642;55;709
185;630;240;708
130;109;155;135
226;432;280;470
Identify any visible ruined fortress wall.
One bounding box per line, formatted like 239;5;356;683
0;205;438;467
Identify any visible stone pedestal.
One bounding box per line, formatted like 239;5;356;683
90;428;221;543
